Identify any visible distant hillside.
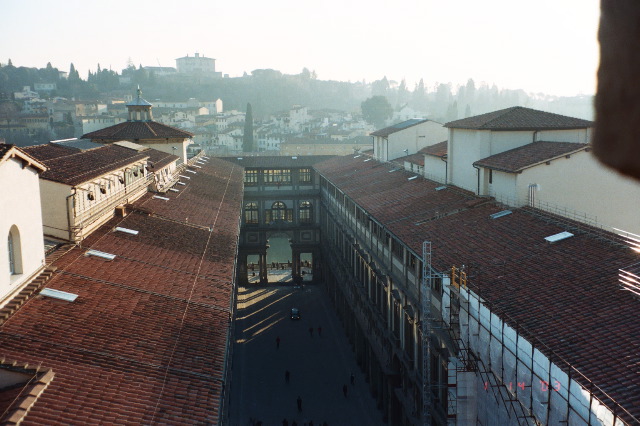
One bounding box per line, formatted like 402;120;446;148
0;61;593;121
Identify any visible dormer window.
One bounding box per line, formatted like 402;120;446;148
87;192;95;201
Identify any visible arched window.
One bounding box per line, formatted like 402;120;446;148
7;225;22;276
244;202;259;225
299;201;313;223
271;201;287;221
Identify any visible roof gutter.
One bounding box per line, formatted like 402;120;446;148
440;156;448;184
473;164;481;195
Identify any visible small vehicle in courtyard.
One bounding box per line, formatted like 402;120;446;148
290;308;301;320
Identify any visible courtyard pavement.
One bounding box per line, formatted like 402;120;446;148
228;278;385;426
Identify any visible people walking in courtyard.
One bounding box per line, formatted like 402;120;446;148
343;384;348;397
350;372;355;385
308;327;313;337
317;326;322;337
297;395;303;412
285;370;290;384
276;336;281;349
282;419;288;426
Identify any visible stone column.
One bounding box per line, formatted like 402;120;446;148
259;252;268;284
237;252;248;286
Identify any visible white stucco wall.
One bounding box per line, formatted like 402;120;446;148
450;128;595;195
0;157;45;301
40;180;73;241
516;151;640;235
448;129;491;192
383;121;448;161
423;155;447;184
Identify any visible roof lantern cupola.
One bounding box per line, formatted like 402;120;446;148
126;86;153;122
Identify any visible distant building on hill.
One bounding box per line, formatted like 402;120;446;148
175;53;222;77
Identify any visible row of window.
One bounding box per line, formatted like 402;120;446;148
244;168;312;185
244;200;313;224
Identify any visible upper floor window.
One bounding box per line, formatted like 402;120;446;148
7;226;22;276
244;202;259;224
299;201;313;223
244;169;258;185
264;169;291;185
265;201;293;223
299;168;312;183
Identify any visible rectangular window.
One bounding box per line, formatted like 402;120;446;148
299;168;312;183
489;169;493;184
264;169;292;184
244;169;258;185
392;238;403;260
245;210;258;224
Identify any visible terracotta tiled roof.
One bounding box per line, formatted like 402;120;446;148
473;141;589;173
25;144;148;186
0;143;14;158
81;121;194;140
445;106;594;130
22;143;79;161
146;148;179;170
0;156;243;424
370;119;429;137
313;155;640;423
423;141;448;158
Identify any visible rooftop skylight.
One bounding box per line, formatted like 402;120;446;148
408;176;418;181
154;195;170;201
435;186;447;191
86;249;116;260
114;227;139;235
545;231;574;243
364;158;372;162
179;175;191;179
40;288;78;302
169;188;179;192
178;182;186;185
186;170;197;174
490;210;512;219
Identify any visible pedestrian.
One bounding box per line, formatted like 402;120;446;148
297;395;303;412
276;336;281;349
317;326;322;337
309;421;314;426
350;372;355;385
308;327;313;337
285;370;290;384
342;384;348;397
323;422;328;426
292;422;298;426
282;419;289;426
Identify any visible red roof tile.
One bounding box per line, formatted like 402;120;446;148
445;106;594;130
423;141;448;158
24;144;148;186
0;155;242;424
473;141;589;172
314;154;640;423
82;121;194;140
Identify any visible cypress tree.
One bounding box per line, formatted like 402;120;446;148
243;103;254;152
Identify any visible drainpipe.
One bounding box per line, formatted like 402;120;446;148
66;188;77;242
532;130;539;143
473;164;481;195
440;156;448;184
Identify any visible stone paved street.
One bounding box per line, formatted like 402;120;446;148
228;281;385;426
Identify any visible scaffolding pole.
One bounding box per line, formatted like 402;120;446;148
422;241;432;426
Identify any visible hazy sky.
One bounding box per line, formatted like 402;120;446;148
2;0;600;97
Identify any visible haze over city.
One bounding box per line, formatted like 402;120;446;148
3;0;599;96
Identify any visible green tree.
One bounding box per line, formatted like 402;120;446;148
361;96;393;128
242;103;254;152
